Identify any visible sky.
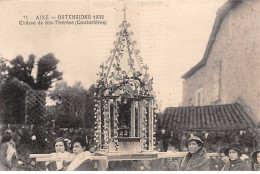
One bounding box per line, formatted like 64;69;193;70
0;0;227;110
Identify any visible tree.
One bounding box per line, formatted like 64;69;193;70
0;78;31;123
8;55;35;87
85;84;96;128
0;58;9;122
7;53;62;90
0;53;62;124
47;82;95;129
35;53;62;90
0;57;9;83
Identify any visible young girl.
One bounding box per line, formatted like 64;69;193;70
46;137;71;171
251;150;260;171
221;144;249;171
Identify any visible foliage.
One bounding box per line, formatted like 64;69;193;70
47;82;95;129
0;78;31;124
35;53;62;90
0;54;62;124
6;53;62;90
0;58;9;82
8;55;35;87
26;103;45;125
85;84;96;128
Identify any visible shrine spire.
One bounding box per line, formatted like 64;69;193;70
123;3;127;22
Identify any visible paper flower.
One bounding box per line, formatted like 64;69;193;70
18;160;23;165
31;135;36;141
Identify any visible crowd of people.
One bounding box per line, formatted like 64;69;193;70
0;128;259;171
160;136;256;171
0;125;95;171
0;129;95;171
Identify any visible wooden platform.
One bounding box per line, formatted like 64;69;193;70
30;151;218;162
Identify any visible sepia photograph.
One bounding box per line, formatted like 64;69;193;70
0;0;259;171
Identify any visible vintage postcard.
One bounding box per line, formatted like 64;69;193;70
0;0;259;171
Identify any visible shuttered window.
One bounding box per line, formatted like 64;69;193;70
213;61;221;102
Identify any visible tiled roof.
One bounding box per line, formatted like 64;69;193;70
182;0;242;79
161;103;255;131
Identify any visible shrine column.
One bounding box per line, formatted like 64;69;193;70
148;99;154;151
131;100;135;137
139;100;145;151
97;100;102;149
113;99;119;151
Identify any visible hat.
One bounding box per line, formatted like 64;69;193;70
224;144;242;157
5;129;12;135
55;137;65;143
167;140;176;147
219;147;226;154
54;137;68;151
185;136;203;148
251;150;260;161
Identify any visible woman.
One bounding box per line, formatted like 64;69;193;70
218;148;229;170
180;136;210;171
221;144;249;171
251;150;260;171
0;133;18;171
66;137;94;171
46;137;71;171
160;140;181;171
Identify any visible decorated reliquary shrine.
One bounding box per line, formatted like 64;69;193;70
93;19;158;154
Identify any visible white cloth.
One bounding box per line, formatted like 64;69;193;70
6;142;17;163
66;151;91;171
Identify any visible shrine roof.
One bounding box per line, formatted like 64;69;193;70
161;103;255;131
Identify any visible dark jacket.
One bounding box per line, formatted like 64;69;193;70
253;163;260;171
180;148;210;171
161;157;181;171
221;158;249;171
73;159;94;171
46;161;71;171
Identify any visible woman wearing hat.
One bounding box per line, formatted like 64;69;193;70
180;136;210;171
46;137;72;171
221;144;249;171
251;150;260;171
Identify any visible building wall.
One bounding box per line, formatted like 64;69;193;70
182;0;260;123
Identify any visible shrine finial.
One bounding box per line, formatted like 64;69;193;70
123;2;127;21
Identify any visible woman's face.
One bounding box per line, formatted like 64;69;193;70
228;149;239;161
257;152;260;164
73;142;85;155
188;140;200;154
167;145;176;152
55;142;65;153
220;153;229;164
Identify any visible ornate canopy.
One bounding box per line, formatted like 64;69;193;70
93;8;158;153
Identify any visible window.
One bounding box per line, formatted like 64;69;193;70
196;88;203;106
117;98;140;138
117;99;132;137
213;61;221;102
